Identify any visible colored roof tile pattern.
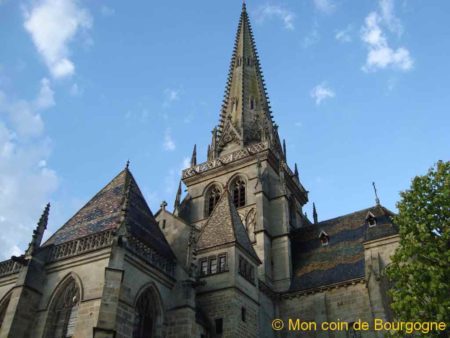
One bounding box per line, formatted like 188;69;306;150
44;169;175;260
197;191;260;263
290;205;397;292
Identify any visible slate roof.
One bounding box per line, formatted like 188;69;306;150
44;168;175;260
196;191;260;263
290;205;397;292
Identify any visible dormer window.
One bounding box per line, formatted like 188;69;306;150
366;212;377;227
319;231;329;246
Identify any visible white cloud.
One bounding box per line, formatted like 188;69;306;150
163;88;180;107
163;129;176;151
310;83;335;105
35;78;55;109
0;78;53;138
361;1;413;72
0;79;59;260
313;0;335;14
335;25;352;43
379;0;403;36
254;4;295;30
23;0;93;78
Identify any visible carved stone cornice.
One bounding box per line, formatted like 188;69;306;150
47;230;114;262
182;141;270;179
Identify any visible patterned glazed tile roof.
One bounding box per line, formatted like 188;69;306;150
44;169;175;260
196;191;260;263
290;205;397;292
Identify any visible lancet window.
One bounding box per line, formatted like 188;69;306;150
232;178;246;208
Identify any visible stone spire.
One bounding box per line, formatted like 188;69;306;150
313;202;318;224
190;144;197;167
294;163;299;180
25;203;50;256
212;3;282;158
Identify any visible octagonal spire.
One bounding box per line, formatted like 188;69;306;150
209;4;282;159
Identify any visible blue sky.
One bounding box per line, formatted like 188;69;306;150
0;0;449;259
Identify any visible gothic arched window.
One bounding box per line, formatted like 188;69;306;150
207;185;222;216
45;277;80;338
133;288;160;338
232;178;246;208
0;293;11;330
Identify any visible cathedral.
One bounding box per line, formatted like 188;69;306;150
0;4;400;338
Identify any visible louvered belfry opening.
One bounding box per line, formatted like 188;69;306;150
207;185;222;215
232;178;246;208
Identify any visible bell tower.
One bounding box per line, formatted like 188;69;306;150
179;3;308;292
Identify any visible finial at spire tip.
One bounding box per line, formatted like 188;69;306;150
125;160;130;170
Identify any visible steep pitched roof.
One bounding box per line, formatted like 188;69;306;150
290;205;397;292
196;191;260;263
44;168;175;260
210;3;282;158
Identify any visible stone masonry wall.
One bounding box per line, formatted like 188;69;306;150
279;282;378;338
197;288;258;338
